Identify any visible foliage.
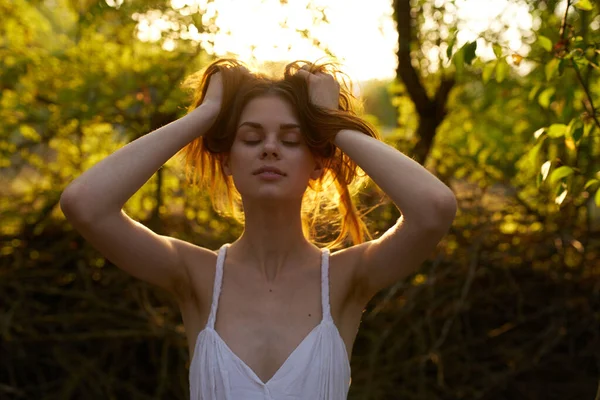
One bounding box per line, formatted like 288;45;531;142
0;0;237;239
0;1;235;397
362;0;600;397
444;0;600;212
1;0;599;399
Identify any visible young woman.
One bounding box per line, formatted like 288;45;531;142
60;59;457;399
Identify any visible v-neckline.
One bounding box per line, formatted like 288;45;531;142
210;319;326;386
194;244;332;386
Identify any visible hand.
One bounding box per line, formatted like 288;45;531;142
201;71;223;114
295;67;340;110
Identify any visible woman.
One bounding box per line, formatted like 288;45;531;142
60;58;457;399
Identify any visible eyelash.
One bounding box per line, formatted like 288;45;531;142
243;140;300;146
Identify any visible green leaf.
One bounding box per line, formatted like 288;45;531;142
482;61;496;83
453;46;465;76
538;87;555;108
527;141;543;168
574;0;593;11
584;178;599;190
584;121;595;137
446;34;456;59
464;41;478;65
549;166;575;185
568;119;584;142
545;58;560;81
538;35;553;52
495;58;509;82
529;84;541;101
574;56;589;69
559;59;567;76
493;44;502;58
447;35;456;58
547;123;568;138
595;188;600;207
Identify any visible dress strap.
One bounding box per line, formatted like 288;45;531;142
207;243;229;329
320;248;333;322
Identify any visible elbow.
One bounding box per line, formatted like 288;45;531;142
60;187;92;223
60;187;121;225
59;190;81;221
439;191;458;215
434;192;458;226
422;191;457;230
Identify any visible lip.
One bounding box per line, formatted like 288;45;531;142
252;166;286;176
255;171;285;181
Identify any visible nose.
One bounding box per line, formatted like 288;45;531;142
260;136;280;159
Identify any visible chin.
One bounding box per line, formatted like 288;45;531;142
240;189;304;202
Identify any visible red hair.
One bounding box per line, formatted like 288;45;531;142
176;58;382;249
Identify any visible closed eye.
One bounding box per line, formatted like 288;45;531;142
243;140;300;146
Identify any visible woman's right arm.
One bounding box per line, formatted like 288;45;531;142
60;87;221;300
61;103;219;219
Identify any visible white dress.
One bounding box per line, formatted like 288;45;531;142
189;243;352;399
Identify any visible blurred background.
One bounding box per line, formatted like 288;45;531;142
1;0;599;399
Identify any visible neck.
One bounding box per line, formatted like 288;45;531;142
229;198;318;283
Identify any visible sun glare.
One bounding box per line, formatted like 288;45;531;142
131;0;534;82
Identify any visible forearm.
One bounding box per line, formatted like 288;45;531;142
333;129;457;225
60;104;218;221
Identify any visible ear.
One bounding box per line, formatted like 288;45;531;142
221;154;232;176
309;158;324;180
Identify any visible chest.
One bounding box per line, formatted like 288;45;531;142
180;249;365;383
215;268;324;380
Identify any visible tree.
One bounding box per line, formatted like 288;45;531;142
393;0;456;164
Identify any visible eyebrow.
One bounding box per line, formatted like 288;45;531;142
237;121;301;130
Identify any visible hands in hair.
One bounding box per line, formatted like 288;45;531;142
201;72;223;112
295;66;340;111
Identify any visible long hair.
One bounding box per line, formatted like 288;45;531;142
176;58;382;249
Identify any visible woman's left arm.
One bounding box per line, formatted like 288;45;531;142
334;129;457;303
297;68;458;303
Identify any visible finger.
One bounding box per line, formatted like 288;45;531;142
313;71;332;80
295;68;311;80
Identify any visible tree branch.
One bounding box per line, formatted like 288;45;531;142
395;0;430;114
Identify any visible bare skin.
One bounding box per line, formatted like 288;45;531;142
220;95;324;283
177;242;366;384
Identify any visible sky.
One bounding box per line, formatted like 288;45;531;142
126;0;535;82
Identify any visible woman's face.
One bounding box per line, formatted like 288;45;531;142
223;95;322;202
